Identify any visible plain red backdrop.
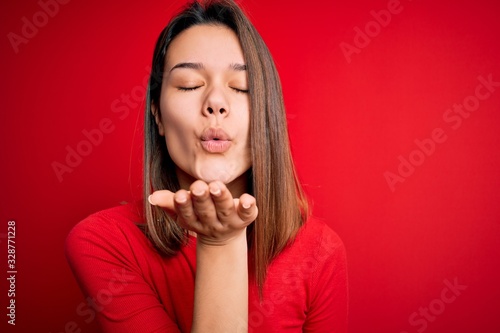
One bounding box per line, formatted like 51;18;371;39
1;0;499;332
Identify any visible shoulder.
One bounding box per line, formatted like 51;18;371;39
64;202;191;332
266;216;346;281
65;200;152;263
282;216;348;293
292;216;346;262
257;216;347;329
66;201;143;240
292;218;348;332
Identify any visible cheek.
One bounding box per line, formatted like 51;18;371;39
160;94;198;131
159;104;192;161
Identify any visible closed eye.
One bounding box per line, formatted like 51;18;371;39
232;87;249;93
178;86;201;91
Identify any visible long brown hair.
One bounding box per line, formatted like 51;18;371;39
143;0;309;291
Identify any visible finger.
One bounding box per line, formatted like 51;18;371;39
208;181;237;223
148;190;175;212
173;189;200;230
190;180;217;224
236;193;258;224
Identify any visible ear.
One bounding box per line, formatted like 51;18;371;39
151;103;165;136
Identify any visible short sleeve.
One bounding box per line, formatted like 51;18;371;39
65;211;183;333
303;224;348;333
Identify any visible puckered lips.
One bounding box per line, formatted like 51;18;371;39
200;127;231;153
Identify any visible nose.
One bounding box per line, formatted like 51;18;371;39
205;106;227;115
202;86;229;118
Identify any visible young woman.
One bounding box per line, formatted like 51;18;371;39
66;0;348;332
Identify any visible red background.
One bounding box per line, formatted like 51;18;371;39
1;0;500;332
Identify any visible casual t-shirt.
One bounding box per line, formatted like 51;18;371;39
65;201;348;332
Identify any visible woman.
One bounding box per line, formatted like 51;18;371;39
66;0;348;332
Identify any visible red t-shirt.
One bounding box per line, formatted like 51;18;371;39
65;201;348;332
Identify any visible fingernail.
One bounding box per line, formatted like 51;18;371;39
148;195;156;206
242;202;251;209
209;183;221;196
192;188;205;197
176;193;187;204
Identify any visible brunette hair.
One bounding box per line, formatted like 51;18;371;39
143;0;309;290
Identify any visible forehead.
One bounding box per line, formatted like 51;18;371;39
165;24;245;71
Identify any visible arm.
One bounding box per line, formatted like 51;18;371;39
303;226;348;333
150;180;257;333
65;212;184;333
193;231;248;332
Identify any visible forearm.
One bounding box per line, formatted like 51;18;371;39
191;231;248;333
149;181;256;332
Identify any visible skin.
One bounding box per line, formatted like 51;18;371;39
148;24;257;332
155;23;252;196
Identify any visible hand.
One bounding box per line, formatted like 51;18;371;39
148;180;258;246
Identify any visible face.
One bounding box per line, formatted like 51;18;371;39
154;24;251;194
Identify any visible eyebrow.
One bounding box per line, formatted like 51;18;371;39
230;63;247;71
169;62;247;73
169;62;204;72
